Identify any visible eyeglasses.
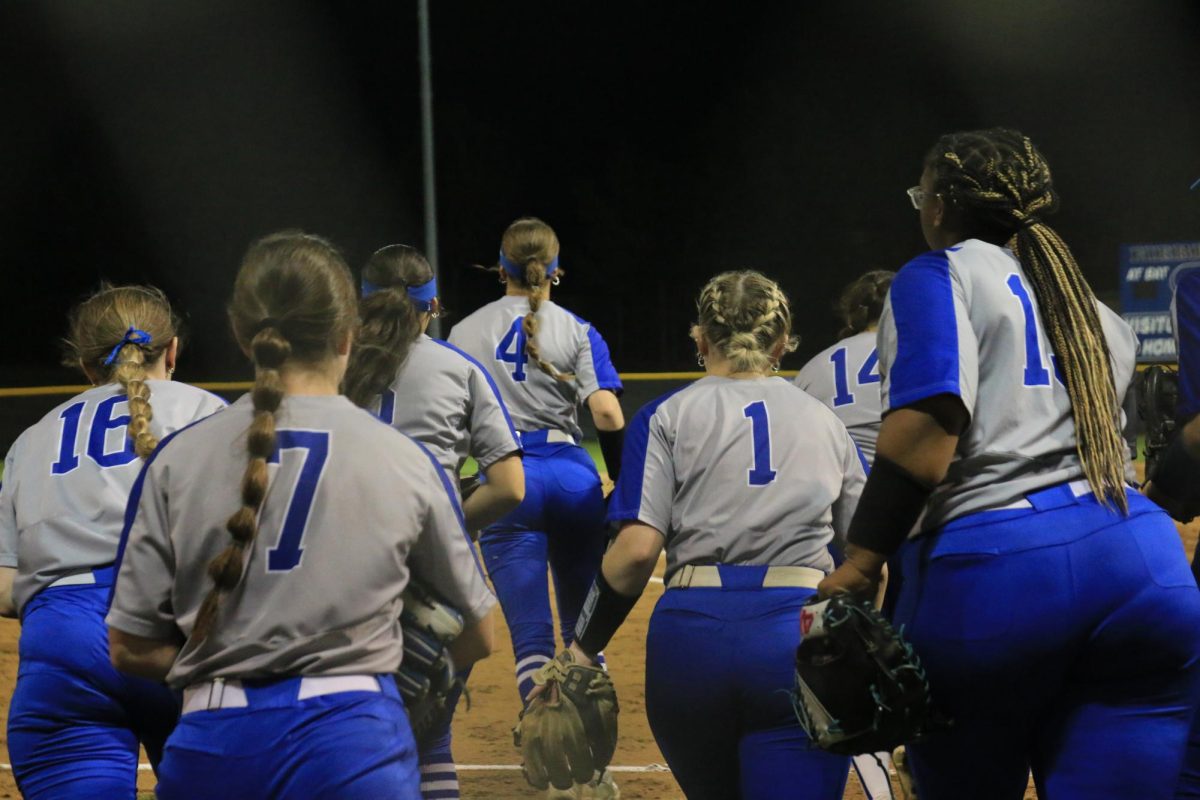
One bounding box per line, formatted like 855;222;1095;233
906;186;929;209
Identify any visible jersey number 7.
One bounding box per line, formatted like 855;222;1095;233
265;430;331;572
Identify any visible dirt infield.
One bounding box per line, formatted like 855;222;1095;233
0;513;1194;799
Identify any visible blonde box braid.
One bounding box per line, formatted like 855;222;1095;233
928;129;1127;512
62;284;179;460
695;270;798;373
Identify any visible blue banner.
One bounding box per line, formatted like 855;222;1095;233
1118;241;1200;362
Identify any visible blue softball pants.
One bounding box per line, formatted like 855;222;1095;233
155;675;419;799
7;568;179;800
479;439;607;703
894;483;1200;800
645;566;851;800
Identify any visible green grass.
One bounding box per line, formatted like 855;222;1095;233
461;439;606;477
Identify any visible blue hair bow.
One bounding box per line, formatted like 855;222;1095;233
103;327;152;366
361;276;439;312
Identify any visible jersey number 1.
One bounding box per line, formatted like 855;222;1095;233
496;318;528;382
741;401;777;486
266;430;330;572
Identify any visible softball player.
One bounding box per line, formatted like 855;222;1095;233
105;232;496;800
568;270;865;800
796;270;898;800
448;217;624;798
820;129;1200;800
795;270;893;465
0;285;225;799
344;243;523;800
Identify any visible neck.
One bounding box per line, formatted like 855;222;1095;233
506;282;551;301
276;361;344;396
704;352;770;380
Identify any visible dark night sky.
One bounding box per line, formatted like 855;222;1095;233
2;1;1199;387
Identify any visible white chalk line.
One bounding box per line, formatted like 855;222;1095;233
0;762;673;774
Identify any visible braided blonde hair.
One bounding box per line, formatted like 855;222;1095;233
927;128;1127;512
62;284;179;459
500;217;574;383
192;231;358;641
694;270;798;373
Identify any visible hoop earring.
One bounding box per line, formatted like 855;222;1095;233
552;275;561;286
771;363;780;373
696;353;705;367
430;310;441;319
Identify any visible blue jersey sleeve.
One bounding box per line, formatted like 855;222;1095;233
607;387;683;531
882;250;977;414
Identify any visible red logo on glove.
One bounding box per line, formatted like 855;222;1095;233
800;607;814;635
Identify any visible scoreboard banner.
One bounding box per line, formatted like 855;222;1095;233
1118;241;1200;362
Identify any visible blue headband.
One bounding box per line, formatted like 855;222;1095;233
361;276;438;312
499;250;559;279
103;327;152;366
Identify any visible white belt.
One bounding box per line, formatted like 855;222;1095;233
181;675;381;715
49;572;98;588
666;565;825;590
992;478;1096;511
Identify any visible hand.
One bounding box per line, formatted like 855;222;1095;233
1144;480;1200;523
523;644;600;704
818;545;888;600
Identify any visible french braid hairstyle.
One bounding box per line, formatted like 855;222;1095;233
693;270;798;373
191;231;358;641
500;217;574;383
836;270;895;339
926;128;1127;512
344;245;434;407
62;284;179;459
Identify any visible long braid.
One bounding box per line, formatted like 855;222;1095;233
929;129;1127;512
695;271;797;372
521;260;575;383
112;344;157;459
192;326;286;640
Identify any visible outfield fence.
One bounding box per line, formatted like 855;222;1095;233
0;372;798;453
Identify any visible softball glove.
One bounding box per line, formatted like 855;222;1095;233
396;580;465;747
792;595;932;756
514;651;619;791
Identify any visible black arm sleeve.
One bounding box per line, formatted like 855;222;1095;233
597;427;625;482
573;569;639;658
846;455;936;557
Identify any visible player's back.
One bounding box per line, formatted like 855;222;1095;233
448;296;620;441
110;394;491;688
879;238;1138;529
610;376;866;583
795;330;883;464
365;334;518;480
0;381;225;612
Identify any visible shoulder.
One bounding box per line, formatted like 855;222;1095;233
149;380;228;411
630;381;696;430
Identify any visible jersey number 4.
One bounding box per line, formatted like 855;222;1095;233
829;347;880;407
495;318;528;381
265;430;330;572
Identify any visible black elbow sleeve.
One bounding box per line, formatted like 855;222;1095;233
597;427;625;483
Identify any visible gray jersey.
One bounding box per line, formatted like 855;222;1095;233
795;330;883;464
0;381;226;613
878;238;1138;531
106;394;495;689
607;376;866;583
447;296;622;440
366;334;520;483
